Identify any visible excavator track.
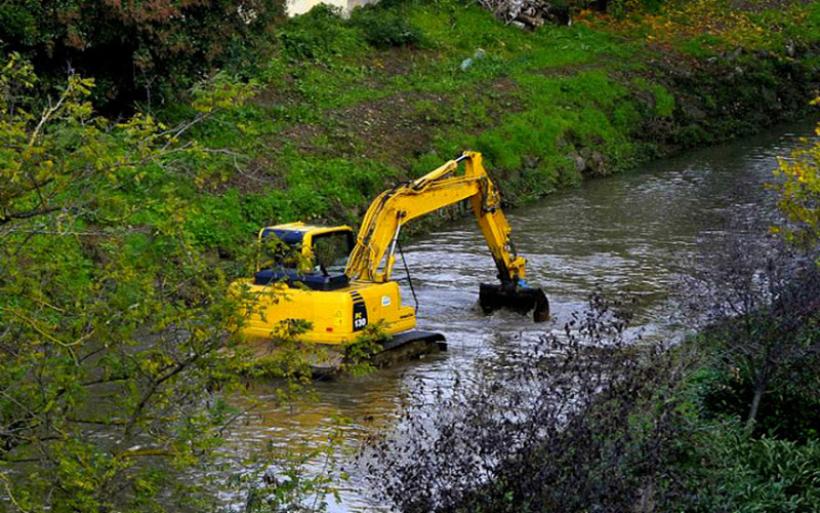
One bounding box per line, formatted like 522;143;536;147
372;331;447;369
310;331;447;379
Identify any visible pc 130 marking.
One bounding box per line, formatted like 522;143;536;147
350;291;368;331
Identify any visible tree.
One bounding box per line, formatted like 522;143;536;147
0;53;261;512
770;100;820;251
366;294;692;513
0;0;283;110
689;234;819;434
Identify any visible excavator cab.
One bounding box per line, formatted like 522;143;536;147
236;221;422;346
254;223;355;291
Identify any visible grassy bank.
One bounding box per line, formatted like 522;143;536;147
176;0;819;253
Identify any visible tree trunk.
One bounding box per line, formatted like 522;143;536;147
746;377;766;431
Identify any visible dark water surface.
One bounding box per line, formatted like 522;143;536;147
223;119;819;512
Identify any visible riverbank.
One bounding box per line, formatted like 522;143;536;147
179;0;819;253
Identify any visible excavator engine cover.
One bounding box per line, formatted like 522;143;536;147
479;283;550;323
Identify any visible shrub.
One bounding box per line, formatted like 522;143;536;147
365;294;693;513
687;233;820;439
349;6;424;48
0;0;283;110
0;55;273;513
673;424;820;513
770;107;820;250
279;5;363;61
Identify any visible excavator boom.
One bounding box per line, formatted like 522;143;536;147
345;151;549;322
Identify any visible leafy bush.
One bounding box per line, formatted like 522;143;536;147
0;54;271;513
349;6;425;48
279;5;364;61
342;323;390;376
770;107;820;249
673;423;820;513
0;0;283;110
366;294;693;513
698;350;820;443
669;231;820;510
687;234;820;440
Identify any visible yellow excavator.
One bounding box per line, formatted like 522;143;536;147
232;151;549;350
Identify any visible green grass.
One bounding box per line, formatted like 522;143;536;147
174;0;818;251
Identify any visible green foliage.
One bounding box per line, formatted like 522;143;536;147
349;5;425;48
770;108;820;249
671;418;820;513
696;342;820;443
175;0;816;244
466;70;638;184
650;83;675;117
0;2;38;45
640;0;667;12
607;0;630;19
0;0;282;109
667;242;820;512
680;34;724;58
342;323;390;376
279;6;365;62
0;55;278;512
237;324;320;399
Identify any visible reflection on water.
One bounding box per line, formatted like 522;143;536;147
224;118;819;512
288;0;374;16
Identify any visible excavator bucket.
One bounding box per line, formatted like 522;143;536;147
479;283;550;323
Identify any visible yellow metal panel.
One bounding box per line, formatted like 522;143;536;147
235;279;415;345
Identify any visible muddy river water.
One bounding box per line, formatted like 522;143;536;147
222;119;818;512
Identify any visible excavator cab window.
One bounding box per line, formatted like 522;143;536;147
311;231;354;275
254;228;353;290
259;231;304;270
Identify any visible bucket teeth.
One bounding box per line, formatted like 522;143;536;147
478;283;550;323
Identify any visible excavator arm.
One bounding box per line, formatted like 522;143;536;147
345;151;549;322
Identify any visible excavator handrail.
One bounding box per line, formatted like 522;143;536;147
344;151;528;286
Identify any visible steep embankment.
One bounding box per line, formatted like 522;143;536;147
181;0;819;252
